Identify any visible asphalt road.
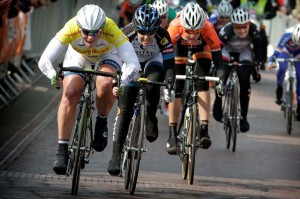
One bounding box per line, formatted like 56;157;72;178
0;69;300;198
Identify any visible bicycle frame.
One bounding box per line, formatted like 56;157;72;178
275;57;300;135
176;52;220;185
223;63;242;152
121;77;168;195
58;66;118;195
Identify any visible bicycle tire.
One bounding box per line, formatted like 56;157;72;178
71;102;87;195
129;105;144;195
179;107;189;180
123;117;136;190
224;86;231;149
286;77;294;135
188;104;197;185
231;84;238;152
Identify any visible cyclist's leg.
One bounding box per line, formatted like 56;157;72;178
194;57;212;149
276;52;289;105
144;56;165;142
54;47;86;175
94;50;122;152
167;45;186;154
108;81;139;176
237;60;252;133
213;48;231;122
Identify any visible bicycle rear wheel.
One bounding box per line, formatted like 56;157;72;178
223;88;231;149
188;105;197;185
129;105;145;195
71;102;87;195
286;78;294;135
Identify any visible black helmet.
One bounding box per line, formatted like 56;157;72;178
133;4;161;32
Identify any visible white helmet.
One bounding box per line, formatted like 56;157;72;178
76;4;106;30
217;0;233;17
180;2;207;30
129;0;144;6
152;0;169;16
231;7;250;25
292;24;300;45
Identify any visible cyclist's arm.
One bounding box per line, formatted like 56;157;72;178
116;41;141;84
250;23;263;64
38;37;67;79
202;21;225;78
157;28;176;88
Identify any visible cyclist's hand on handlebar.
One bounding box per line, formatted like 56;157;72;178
163;89;175;103
51;73;63;88
112;79;124;97
216;79;224;97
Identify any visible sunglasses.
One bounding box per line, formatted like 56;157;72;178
81;29;101;36
137;29;157;35
184;29;201;34
233;23;250;30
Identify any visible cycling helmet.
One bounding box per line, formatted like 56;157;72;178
231;7;251;25
133;4;161;31
76;4;106;30
152;0;169;16
129;0;144;6
180;2;207;30
217;0;233;17
291;24;300;45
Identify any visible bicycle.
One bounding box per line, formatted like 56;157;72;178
273;57;300;135
120;76;170;195
222;62;243;152
176;51;220;185
57;66;119;195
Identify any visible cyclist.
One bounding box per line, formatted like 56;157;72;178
118;0;144;27
107;4;175;176
209;0;233;34
38;4;141;175
166;2;225;154
212;7;263;132
152;0;170;28
267;24;300;121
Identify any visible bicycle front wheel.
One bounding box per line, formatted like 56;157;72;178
188;104;197;185
123;116;137;190
223;89;231;149
71;102;88;195
178;107;190;180
231;84;239;152
286;78;294;135
129;105;145;195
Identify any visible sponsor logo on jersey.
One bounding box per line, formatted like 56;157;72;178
160;37;169;46
162;48;174;53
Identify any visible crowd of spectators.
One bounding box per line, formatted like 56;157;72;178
0;0;58;107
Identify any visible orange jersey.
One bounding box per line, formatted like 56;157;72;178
167;17;221;52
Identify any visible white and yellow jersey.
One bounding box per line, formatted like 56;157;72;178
39;16;140;83
56;17;128;62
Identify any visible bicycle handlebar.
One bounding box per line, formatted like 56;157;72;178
62;67;118;78
274;58;300;63
137;77;169;86
176;75;220;82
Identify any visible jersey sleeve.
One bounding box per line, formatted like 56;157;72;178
55;17;79;45
201;21;221;51
167;19;182;46
102;17;128;47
